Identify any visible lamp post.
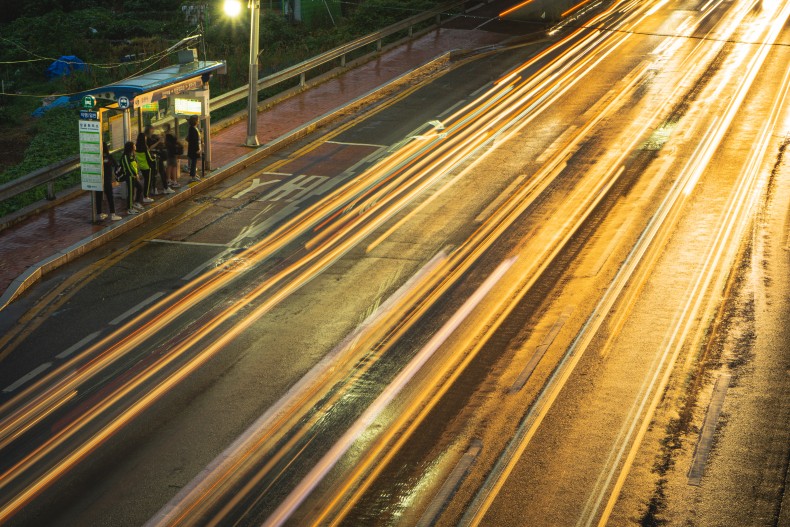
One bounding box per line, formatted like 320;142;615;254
224;0;260;147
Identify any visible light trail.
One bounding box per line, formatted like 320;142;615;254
1;0;767;522
262;258;516;527
459;0;783;522
593;1;790;524
148;8;668;524
562;0;599;18
1;11;590;522
499;0;535;18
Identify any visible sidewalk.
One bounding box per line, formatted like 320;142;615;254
0;27;514;310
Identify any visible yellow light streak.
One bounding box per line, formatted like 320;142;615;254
0;0;731;519
499;0;535;18
561;0;596;18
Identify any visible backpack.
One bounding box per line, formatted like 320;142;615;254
114;164;126;182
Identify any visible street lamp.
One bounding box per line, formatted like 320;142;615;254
224;0;260;147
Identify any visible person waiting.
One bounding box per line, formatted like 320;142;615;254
135;132;155;203
187;115;202;183
96;142;122;221
145;125;173;195
164;124;181;189
120;141;145;215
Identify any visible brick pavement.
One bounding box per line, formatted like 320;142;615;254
0;27;513;308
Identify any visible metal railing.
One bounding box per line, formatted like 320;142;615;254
211;0;470;111
0;0;472;210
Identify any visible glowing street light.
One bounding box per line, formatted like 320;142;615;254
224;0;261;147
223;0;242;17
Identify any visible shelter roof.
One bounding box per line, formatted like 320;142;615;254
77;61;225;107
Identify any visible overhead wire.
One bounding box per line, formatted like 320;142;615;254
0;27;202;68
0;27;204;99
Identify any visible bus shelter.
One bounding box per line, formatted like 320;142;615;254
77;59;226;209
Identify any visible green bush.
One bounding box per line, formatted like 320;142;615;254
0;107;78;186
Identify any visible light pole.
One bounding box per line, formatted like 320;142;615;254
224;0;260;147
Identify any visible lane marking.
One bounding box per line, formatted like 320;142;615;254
3;363;52;393
417;439;483;527
56;331;101;360
258;174;329;203
182;248;236;281
438;99;467;119
147;239;231;248
232;177;282;199
510;306;574;392
325;140;386;148
589;224;627;277
536;126;578;164
475;174;528;224
688;373;731;485
109;292;166;326
470;83;491;98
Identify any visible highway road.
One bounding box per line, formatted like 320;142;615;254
0;0;789;525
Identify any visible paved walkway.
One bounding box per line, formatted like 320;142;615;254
0;27;513;308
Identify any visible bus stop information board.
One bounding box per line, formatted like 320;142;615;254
79;110;103;191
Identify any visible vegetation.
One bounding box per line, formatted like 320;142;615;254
0;0;443;217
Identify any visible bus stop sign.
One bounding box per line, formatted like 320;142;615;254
81;95;96;109
118;96;130;109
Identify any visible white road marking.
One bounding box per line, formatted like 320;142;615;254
438;99;467;119
589;224;627;276
232;177;282;199
3;363;52;393
109;292;166;326
147;239;230;247
536;126;578;164
470;83;490;98
258;174;328;202
474;174;528;223
56;331;101;360
510;306;574;392
417;439;483;527
325;140;386;148
688;373;731;485
182;248;236;281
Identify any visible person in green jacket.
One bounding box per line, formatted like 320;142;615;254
120;141;145;215
135;132;155;202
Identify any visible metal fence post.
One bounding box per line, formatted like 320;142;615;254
46;181;56;200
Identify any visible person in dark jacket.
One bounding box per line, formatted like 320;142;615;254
96;142;122;221
164;127;180;188
145;125;173;195
187;115;202;182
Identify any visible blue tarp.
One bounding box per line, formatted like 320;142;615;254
46;55;87;79
32;96;72;117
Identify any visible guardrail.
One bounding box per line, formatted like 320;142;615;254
0;0;473;211
211;0;471;111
